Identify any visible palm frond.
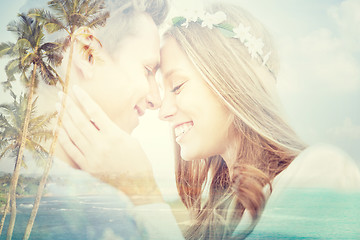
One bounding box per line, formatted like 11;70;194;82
5;58;22;82
26;141;48;167
0;113;14;131
28;8;66;34
56;36;71;51
40;42;64;66
21;52;35;67
48;0;70;23
1;80;13;91
0;143;15;160
7;19;24;38
38;60;62;85
38;60;55;85
18;13;34;36
28;130;53;145
29;111;57;132
39;41;62;52
14;38;33;53
19;68;30;87
86;11;109;29
0;42;15;57
34;25;45;49
84;0;107;17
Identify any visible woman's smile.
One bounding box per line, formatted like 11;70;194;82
174;121;194;143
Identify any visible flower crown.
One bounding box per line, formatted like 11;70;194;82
171;10;271;69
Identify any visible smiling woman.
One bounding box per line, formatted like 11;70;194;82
157;2;360;239
160;38;234;161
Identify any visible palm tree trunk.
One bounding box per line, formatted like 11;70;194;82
23;38;75;240
6;63;38;240
0;193;10;236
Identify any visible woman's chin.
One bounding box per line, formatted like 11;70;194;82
180;148;201;161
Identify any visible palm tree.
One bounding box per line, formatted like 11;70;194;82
29;0;109;94
0;92;56;238
0;172;11;238
24;1;109;239
0;13;62;240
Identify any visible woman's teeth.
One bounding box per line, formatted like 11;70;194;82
175;122;193;139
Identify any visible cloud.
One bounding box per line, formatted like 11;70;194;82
277;7;360;96
328;0;360;51
327;117;360;139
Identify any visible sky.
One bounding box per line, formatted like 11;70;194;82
0;0;360;198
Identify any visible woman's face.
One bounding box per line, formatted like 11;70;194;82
159;37;233;160
78;14;161;133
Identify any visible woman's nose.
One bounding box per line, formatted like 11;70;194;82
159;94;177;121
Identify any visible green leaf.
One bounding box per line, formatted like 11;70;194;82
216;23;234;31
215;23;235;38
0;42;14;57
44;22;62;33
14;38;32;52
172;17;186;26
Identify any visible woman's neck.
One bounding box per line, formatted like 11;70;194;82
221;137;240;178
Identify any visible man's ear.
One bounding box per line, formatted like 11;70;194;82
73;43;95;81
72;27;104;81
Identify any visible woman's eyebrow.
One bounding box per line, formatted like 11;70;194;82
163;68;184;80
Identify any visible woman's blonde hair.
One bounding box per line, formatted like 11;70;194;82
165;3;306;239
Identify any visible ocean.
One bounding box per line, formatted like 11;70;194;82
241;188;360;239
0;195;142;240
1;189;360;239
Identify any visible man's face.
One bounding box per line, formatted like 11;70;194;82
81;15;161;133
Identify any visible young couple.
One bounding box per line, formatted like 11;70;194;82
53;0;360;239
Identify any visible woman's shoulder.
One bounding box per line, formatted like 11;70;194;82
273;143;360;191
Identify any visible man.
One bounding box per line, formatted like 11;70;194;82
20;0;183;239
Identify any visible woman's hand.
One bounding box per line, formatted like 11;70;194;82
57;85;163;205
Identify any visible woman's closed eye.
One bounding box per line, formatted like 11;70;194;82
171;81;187;94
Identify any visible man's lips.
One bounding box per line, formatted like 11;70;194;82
134;105;145;116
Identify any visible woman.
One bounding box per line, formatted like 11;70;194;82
158;2;360;239
60;2;360;239
158;3;305;239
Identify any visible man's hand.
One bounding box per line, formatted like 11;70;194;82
57;85;163;205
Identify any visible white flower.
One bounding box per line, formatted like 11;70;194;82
181;9;205;28
262;51;271;66
201;11;227;29
233;23;251;43
244;35;264;58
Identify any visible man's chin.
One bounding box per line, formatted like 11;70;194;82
122;121;138;135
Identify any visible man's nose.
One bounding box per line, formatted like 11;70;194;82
146;78;161;110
